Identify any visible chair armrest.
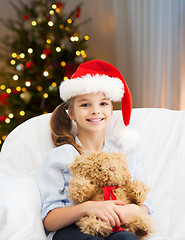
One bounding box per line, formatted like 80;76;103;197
0;176;46;240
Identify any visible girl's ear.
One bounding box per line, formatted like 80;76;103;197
68;107;75;120
111;102;113;116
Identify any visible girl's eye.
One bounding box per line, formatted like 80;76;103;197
81;103;89;107
100;102;108;106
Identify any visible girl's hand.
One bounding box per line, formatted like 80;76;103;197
114;203;148;224
82;200;125;228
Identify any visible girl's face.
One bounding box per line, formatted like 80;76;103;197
68;92;113;135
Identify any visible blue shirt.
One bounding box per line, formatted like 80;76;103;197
37;137;153;222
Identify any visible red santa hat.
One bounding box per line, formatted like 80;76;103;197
59;60;132;126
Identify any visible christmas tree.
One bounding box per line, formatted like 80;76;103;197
0;0;90;149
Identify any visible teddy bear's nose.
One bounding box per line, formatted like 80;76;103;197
109;166;116;172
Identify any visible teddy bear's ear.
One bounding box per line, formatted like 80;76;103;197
116;152;132;181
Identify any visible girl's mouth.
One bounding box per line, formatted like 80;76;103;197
86;118;104;122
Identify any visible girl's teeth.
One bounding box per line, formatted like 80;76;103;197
88;119;102;122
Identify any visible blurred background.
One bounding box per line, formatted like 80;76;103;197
1;0;185;109
0;0;185;147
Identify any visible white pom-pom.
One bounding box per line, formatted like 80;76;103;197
114;127;139;152
106;111;139;152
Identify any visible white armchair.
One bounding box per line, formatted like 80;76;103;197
0;108;185;240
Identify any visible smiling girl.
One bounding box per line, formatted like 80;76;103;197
37;60;152;240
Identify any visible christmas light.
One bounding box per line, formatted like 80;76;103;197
5;118;10;124
52;82;57;87
13;75;19;81
12;53;17;58
56;47;61;52
23;15;29;20
16;64;24;71
82;54;87;58
20;111;25;116
65;26;69;31
43;49;51;56
16;86;21;91
81;50;85;55
67;19;72;24
76;51;81;56
31;21;37;26
43;71;49;77
10;60;16;65
37;86;43;91
20;53;25;58
26;61;34;69
8;113;14;119
17;55;21;59
43;93;48;98
59;24;64;29
84;35;89;40
52;4;57;9
64;77;68;80
6;88;11;94
22;87;27;92
41;54;46;59
25;81;31;87
28;48;33;53
48;21;54;27
2;136;6;141
46;39;51;44
49;10;54;15
56;8;60;13
70;36;79;42
61;61;66;67
0;85;6;90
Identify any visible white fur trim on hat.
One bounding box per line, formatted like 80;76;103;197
59;74;124;102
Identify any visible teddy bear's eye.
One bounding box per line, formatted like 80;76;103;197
98;169;102;172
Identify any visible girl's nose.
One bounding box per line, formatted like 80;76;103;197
92;111;100;114
91;106;100;114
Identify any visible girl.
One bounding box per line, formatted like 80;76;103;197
37;60;152;240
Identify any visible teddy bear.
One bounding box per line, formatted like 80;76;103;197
68;151;153;239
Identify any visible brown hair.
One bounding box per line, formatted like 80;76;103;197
50;100;83;154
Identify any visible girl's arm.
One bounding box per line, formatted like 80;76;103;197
44;200;125;232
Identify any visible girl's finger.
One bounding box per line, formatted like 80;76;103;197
99;215;111;226
109;209;121;227
112;200;126;206
104;208;121;227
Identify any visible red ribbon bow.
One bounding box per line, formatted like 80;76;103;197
102;186;119;200
102;186;124;233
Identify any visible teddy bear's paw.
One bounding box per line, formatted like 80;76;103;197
76;215;112;238
126;180;149;205
124;214;154;239
68;177;96;204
